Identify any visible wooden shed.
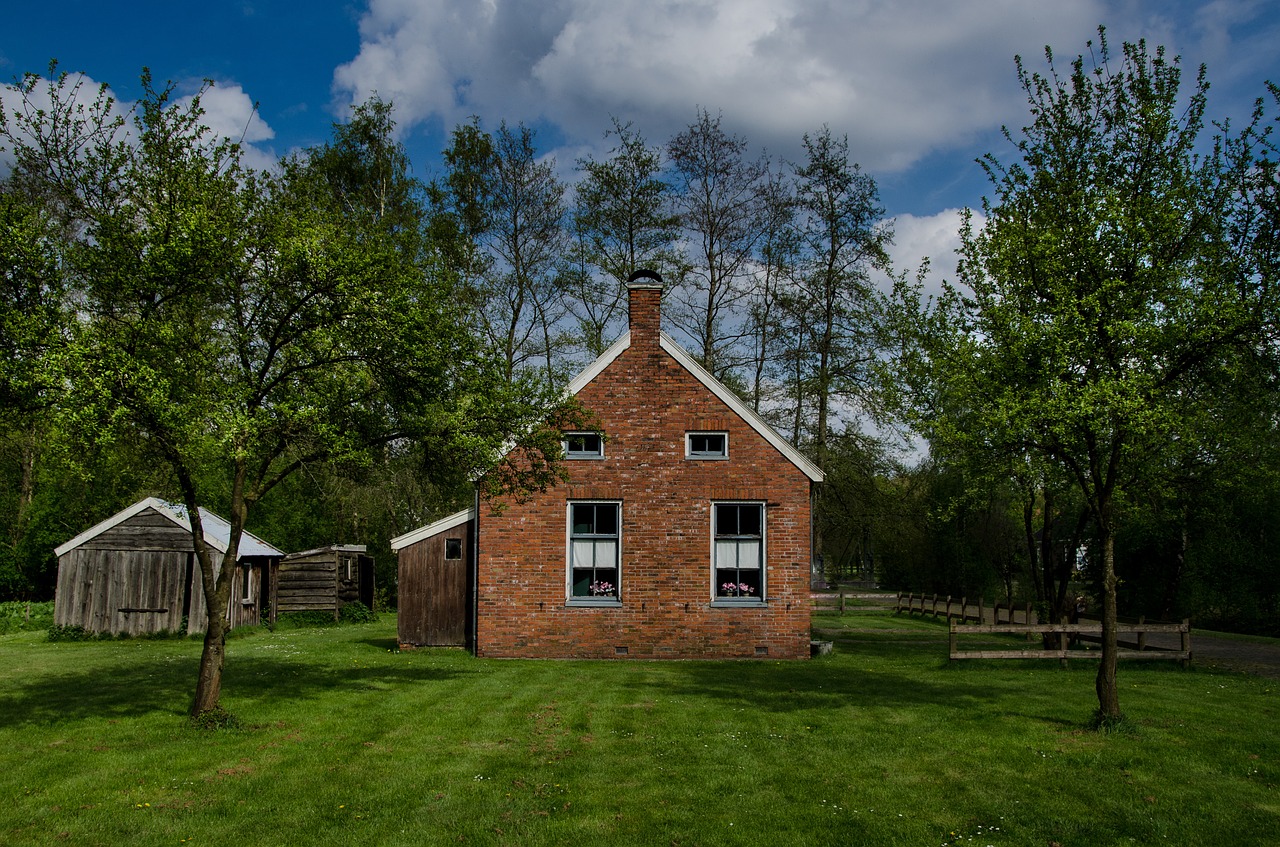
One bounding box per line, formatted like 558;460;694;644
390;508;474;648
54;497;283;635
275;544;374;619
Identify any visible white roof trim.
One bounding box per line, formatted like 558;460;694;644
55;496;284;558
658;334;824;482
565;331;630;395
390;507;476;552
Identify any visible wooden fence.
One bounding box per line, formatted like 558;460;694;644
893;592;1036;626
949;619;1191;665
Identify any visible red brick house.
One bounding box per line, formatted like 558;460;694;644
391;275;823;658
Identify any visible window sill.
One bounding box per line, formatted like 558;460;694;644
565;598;622;608
710;598;765;608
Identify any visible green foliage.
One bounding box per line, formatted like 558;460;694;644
46;624;93;642
338;600;376;624
0;600;51;633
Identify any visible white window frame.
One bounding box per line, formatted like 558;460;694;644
711;501;765;604
686;431;728;459
566;501;622;605
563;432;605;459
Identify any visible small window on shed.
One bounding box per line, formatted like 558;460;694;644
686;431;728;459
564;432;604;459
445;538;463;560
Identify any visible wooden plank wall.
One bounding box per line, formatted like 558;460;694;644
277;552;339;617
398;527;470;647
54;507;270;634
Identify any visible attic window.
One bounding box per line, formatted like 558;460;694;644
686;431;728;459
564;432;604;459
445;538;462;560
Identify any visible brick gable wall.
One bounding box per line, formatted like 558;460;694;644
476;286;813;658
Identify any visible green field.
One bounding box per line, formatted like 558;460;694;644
0;611;1275;846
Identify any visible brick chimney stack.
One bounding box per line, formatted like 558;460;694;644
626;270;663;350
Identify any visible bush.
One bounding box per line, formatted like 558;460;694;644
47;624;95;642
0;601;54;634
339;601;376;624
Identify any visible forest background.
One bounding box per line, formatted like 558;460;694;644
2;30;1278;642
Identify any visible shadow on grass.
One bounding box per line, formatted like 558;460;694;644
0;654;464;728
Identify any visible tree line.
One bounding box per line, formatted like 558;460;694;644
2;27;1278;723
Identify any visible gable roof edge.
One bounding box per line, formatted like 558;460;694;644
54;497;284;558
390;507;477;552
659;333;825;483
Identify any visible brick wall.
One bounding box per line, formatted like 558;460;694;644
476;283;814;659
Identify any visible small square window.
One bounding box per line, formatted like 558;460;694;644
686;431;727;459
444;538;462;560
564;432;604;459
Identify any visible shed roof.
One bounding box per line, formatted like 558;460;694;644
54;497;284;558
389;507;475;552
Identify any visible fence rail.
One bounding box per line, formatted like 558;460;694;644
949;619;1191;665
893;592;1036;626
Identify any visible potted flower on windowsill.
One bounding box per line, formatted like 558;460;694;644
589;580;616;598
720;582;755;597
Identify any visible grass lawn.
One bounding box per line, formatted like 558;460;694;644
0;611;1275;846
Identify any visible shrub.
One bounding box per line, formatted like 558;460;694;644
339;601;376;624
0;601;54;634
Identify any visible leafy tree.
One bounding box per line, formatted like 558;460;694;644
1;69;579;717
895;32;1276;721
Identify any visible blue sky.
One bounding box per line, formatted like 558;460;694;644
3;1;1278;285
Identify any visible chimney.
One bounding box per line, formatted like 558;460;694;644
626;269;663;350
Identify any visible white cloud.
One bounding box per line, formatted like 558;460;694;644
177;82;279;172
884;209;973;300
332;0;1110;172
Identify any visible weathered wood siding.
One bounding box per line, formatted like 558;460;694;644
398;525;471;647
277;548;374;618
54;506;271;635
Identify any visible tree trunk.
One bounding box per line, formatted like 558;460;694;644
1095;528;1121;720
191;614;229;716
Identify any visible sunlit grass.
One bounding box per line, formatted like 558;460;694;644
0;612;1275;845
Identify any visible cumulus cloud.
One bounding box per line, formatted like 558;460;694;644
884;209;974;300
332;0;1109;172
177;82;279;171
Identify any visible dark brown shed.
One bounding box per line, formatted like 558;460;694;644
53;497;282;635
390;508;474;648
276;544;374;619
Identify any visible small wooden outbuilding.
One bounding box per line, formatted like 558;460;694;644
275;544;375;619
54;497;283;635
390;509;474;648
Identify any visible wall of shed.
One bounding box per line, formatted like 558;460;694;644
277;550;374;618
53;506;269;635
397;526;472;647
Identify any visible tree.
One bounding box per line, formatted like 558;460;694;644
2;69;578;717
666;110;767;378
567;118;679;358
788;126;892;466
895;32;1276;721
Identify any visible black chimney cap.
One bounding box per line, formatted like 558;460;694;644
626;269;663;284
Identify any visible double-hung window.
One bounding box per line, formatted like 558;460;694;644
713;502;764;601
569;502;620;601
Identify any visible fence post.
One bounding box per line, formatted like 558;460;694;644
1181;618;1191;668
978;595;984;625
1138;615;1146;652
949;620;957;661
839;591;846;616
945;595;952;622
